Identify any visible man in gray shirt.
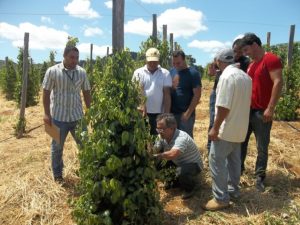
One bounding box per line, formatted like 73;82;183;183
42;46;91;182
154;113;203;199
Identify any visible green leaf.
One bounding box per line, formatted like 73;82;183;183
121;131;129;146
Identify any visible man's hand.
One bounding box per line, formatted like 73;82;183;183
43;114;52;126
263;107;274;122
208;127;219;141
153;153;162;159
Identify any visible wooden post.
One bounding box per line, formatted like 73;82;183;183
17;32;29;138
169;33;174;67
163;24;167;42
266;32;271;47
174;42;178;51
112;0;124;53
90;43;93;73
287;24;295;69
107;46;109;57
5;56;8;77
285;24;296;92
152;14;157;42
170;33;174;52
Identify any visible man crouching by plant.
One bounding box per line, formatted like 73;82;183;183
153;113;203;199
42;45;91;183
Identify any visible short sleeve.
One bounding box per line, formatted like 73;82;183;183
191;69;202;89
265;53;282;72
81;70;91;91
164;71;172;87
42;68;55;91
172;135;188;153
216;76;234;110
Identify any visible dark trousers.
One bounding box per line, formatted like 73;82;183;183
147;113;160;135
241;109;272;180
158;160;201;192
177;162;201;191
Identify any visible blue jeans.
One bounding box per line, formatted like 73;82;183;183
241;109;272;179
207;89;216;151
209;139;241;203
174;113;195;138
51;119;81;178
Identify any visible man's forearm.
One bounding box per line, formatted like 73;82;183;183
43;90;51;116
185;90;201;117
213;106;230;130
83;90;92;108
268;79;283;110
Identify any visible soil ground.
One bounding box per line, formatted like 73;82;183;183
1;79;300;225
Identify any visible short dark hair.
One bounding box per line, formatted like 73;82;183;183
172;50;185;60
232;38;243;48
63;46;79;56
241;33;262;47
156;113;177;128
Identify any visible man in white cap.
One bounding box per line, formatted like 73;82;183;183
132;47;172;135
203;48;252;211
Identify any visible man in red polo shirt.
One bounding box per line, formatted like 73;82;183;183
240;33;283;192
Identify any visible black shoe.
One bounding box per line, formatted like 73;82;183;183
256;177;265;192
229;192;240;200
164;180;180;190
181;189;195;199
54;176;64;184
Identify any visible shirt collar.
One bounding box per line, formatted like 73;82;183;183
143;64;162;73
58;62;78;72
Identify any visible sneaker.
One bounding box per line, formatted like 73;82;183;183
256;177;265;192
202;199;229;211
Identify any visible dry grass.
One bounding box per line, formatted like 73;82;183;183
0;79;300;225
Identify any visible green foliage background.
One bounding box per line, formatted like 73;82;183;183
266;42;300;121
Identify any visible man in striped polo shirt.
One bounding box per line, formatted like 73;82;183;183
154;113;203;199
42;46;91;182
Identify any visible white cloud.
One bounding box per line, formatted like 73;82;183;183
77;43;112;57
64;0;100;19
84;27;103;37
41;16;52;24
125;18;152;36
188;40;232;56
104;1;112;9
0;22;69;50
141;0;176;3
124;7;207;38
63;24;70;30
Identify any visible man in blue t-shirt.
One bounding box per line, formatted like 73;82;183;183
171;50;202;138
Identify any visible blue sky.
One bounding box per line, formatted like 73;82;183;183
0;0;299;67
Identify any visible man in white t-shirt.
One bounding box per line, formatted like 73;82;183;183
203;48;252;211
133;48;172;135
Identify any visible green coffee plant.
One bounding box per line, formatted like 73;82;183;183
271;42;300;120
73;50;161;225
0;58;17;100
